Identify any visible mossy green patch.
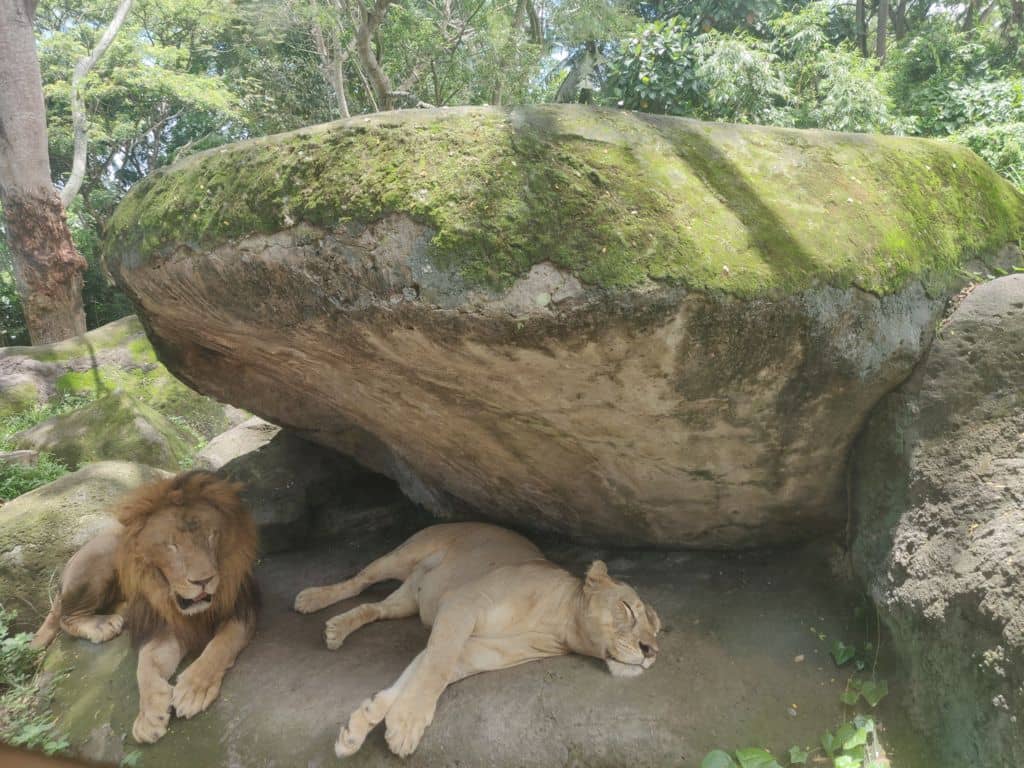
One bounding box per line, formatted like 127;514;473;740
13;392;194;471
0;382;39;418
0;316;144;364
104;106;1024;297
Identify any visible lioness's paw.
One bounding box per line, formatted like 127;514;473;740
324;615;357;650
385;705;430;757
294;586;331;614
133;681;172;743
90;614;124;643
335;725;365;758
172;665;222;719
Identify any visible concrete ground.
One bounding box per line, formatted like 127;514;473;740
43;521;935;768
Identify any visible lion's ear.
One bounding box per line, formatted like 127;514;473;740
584;560;610;589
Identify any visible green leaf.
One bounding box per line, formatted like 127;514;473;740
844;725;870;750
735;747;783;768
831;640;856;666
701;750;739;768
821;730;838;757
833;756;861;768
860;680;889;707
840;688;860;705
787;745;809;765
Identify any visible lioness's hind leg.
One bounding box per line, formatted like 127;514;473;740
295;531;445;614
325;579;417;650
336;652;424;758
60;613;124;644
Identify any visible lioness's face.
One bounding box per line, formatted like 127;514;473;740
582;561;661;678
136;502;223;616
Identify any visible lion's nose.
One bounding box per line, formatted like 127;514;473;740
189;576;214;588
640;641;658;658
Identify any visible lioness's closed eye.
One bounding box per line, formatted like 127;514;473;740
293;522;661;758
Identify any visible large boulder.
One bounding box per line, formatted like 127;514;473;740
13;391;194;470
852;274;1024;766
0;461;171;628
105;105;1024;547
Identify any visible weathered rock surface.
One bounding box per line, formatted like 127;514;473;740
219;428;419;553
193;415;280;470
105;105;1024;547
0;315;244;440
853;274;1024;766
0;461;171;628
13;391;193;470
41;526;936;768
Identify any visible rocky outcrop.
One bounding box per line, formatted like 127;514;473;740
219;428;418;553
852;275;1024;766
0;315;244;440
0;461;171;628
105;106;1024;547
193;416;280;470
14;391;194;470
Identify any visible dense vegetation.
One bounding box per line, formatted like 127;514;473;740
3;0;1024;344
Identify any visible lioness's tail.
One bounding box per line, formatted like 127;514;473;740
30;596;61;650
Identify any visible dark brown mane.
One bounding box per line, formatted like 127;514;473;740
115;471;259;652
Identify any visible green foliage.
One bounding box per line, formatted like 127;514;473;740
0;455;69;502
956;122;1024;189
0;608;69;756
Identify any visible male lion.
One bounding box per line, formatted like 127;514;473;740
32;471;259;744
294;522;661;758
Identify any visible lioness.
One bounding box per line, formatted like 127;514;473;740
294;522;661;758
32;471;259;744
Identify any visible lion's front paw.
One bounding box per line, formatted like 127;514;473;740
171;664;222;719
385;702;431;758
87;614;124;643
294;586;333;614
133;681;172;743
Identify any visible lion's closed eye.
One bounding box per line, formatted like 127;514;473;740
621;601;636;626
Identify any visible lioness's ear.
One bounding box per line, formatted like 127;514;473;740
585;560;610;589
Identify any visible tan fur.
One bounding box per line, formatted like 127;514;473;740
294;522;661;758
32;472;259;744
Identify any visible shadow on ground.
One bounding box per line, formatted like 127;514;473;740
44;521;935;768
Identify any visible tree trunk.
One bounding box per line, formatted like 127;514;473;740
354;0;394;111
893;0;908;39
876;0;889;60
0;0;87;344
61;0;133;208
856;0;868;57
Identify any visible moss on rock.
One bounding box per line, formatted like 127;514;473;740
0;382;38;419
105;106;1024;297
13;391;194;471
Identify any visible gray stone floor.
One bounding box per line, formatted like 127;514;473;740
43;522;935;768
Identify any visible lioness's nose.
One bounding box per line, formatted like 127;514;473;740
640;641;658;658
189;576;214;588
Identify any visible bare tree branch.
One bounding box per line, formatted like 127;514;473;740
60;0;133;208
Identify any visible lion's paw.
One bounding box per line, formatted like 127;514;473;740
90;614;124;643
172;664;222;719
335;725;365;758
385;703;430;757
324;614;357;650
133;681;172;743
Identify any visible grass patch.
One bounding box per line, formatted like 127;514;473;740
0;607;69;756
